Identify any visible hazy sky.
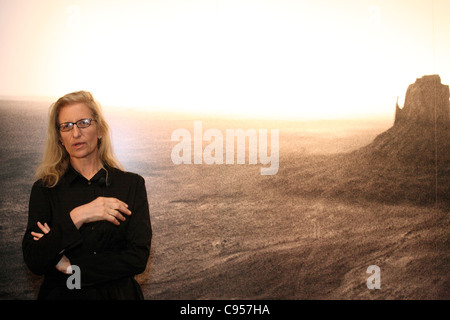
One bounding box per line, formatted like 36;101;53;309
1;0;449;119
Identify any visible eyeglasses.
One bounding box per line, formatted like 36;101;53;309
57;118;96;132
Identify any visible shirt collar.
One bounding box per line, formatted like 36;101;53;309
64;162;110;185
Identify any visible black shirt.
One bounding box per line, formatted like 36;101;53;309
22;164;152;299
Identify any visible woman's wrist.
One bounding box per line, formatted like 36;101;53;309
70;207;84;229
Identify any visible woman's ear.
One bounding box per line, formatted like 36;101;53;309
96;125;102;140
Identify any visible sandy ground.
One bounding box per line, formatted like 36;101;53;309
1;102;448;300
138;161;449;300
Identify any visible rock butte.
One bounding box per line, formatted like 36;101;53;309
360;74;450;165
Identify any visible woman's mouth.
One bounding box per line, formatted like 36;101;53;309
72;142;85;149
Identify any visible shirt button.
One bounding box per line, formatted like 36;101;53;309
88;181;91;185
93;251;96;255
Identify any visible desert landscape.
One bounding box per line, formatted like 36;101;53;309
0;75;448;300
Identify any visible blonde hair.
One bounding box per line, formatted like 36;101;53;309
36;91;123;187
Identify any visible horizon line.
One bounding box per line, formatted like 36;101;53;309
0;94;394;122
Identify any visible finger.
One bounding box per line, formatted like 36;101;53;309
111;198;129;208
107;208;126;222
110;199;132;215
101;207;121;225
31;231;44;240
105;198;131;215
37;222;50;234
44;223;51;231
31;231;44;238
107;214;121;226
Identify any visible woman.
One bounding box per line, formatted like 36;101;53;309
22;91;152;299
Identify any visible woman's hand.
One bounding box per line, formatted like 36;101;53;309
30;222;72;274
55;255;72;274
70;196;132;229
30;221;50;240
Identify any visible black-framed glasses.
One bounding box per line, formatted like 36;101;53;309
57;118;96;132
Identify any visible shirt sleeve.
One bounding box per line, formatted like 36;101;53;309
22;181;82;275
68;175;152;286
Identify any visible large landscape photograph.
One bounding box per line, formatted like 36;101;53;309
0;0;449;300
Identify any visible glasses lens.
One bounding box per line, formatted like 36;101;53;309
59;123;73;132
77;119;92;128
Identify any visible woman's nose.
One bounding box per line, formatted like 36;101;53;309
72;125;82;137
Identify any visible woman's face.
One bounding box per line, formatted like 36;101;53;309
58;103;102;162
